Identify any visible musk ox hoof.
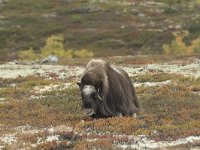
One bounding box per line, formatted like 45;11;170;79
117;113;123;117
132;113;137;118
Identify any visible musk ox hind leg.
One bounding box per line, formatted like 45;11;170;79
106;66;140;117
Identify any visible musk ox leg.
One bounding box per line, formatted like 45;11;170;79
132;113;137;118
117;113;122;117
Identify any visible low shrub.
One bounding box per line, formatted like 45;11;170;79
73;49;94;58
163;30;200;55
18;34;94;61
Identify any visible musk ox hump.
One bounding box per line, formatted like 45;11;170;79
86;59;108;68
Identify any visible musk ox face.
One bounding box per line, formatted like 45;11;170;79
77;83;102;117
78;59;140;118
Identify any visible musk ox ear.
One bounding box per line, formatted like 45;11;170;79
77;81;82;89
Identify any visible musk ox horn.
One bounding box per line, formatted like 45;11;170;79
95;92;103;101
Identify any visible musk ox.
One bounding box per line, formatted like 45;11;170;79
77;59;140;118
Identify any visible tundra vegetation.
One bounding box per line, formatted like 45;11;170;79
18;34;94;61
0;0;200;149
0;55;200;149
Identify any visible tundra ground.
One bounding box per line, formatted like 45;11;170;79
0;55;200;150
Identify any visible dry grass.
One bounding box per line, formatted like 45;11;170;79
132;73;189;83
0;60;200;149
74;140;114;150
56;54;200;66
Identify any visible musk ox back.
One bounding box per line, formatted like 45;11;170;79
77;59;140;118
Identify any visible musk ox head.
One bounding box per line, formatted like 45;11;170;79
77;84;102;117
77;59;140;118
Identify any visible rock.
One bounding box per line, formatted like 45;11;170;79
10;83;16;88
0;97;6;102
55;125;74;133
71;6;104;14
42;12;57;18
7;60;19;65
40;55;58;64
131;9;139;15
138;13;145;18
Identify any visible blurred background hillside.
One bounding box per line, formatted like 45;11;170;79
0;0;200;61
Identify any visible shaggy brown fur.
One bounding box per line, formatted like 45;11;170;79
78;59;140;118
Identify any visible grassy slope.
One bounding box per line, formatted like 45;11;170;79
0;0;200;59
